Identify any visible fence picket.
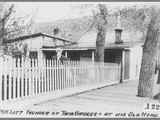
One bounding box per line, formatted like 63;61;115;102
38;59;41;94
49;59;51;91
53;60;56;91
20;58;24;98
36;59;39;95
24;59;26;97
3;60;6;100
58;61;60;90
8;59;12;100
41;60;44;93
67;61;70;88
31;59;34;96
56;60;58;90
64;61;66;89
62;61;64;90
51;59;53;91
46;60;49;92
0;59;2;101
0;56;121;103
46;59;49;92
35;59;37;95
43;59;46;93
2;59;5;101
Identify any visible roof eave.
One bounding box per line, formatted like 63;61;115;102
4;32;73;44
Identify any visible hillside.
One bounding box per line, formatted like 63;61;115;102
33;16;94;42
33;15;144;43
33;15;118;41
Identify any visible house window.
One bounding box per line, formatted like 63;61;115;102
81;51;92;58
29;51;38;59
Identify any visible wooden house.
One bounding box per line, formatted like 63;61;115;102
4;32;74;64
63;28;144;82
4;29;144;83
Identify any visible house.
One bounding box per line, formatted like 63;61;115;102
4;32;74;65
63;27;144;82
4;28;144;82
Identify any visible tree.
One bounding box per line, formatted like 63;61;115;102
137;8;160;97
70;4;109;61
0;3;34;57
111;6;160;97
93;4;108;62
117;6;151;41
0;4;14;45
76;4;108;62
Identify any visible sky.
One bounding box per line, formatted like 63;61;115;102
10;2;95;23
8;2;160;23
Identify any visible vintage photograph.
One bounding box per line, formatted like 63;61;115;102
0;2;160;118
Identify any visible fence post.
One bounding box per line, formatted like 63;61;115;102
35;59;38;95
37;59;40;94
21;57;24;98
12;58;15;99
51;59;53;91
120;61;123;83
0;59;2;102
54;60;57;91
23;58;27;97
42;59;45;93
46;59;49;92
66;60;69;88
8;58;12;100
17;58;20;98
58;60;61;90
30;59;33;96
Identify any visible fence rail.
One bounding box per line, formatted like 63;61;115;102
0;58;121;104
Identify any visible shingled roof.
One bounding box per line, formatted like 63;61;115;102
63;30;144;50
4;32;73;44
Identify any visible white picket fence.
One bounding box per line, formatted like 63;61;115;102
0;58;121;105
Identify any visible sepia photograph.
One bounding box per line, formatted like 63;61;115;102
0;1;160;118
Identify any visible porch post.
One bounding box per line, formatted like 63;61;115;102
38;50;43;66
120;50;125;83
92;51;95;62
65;51;68;57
